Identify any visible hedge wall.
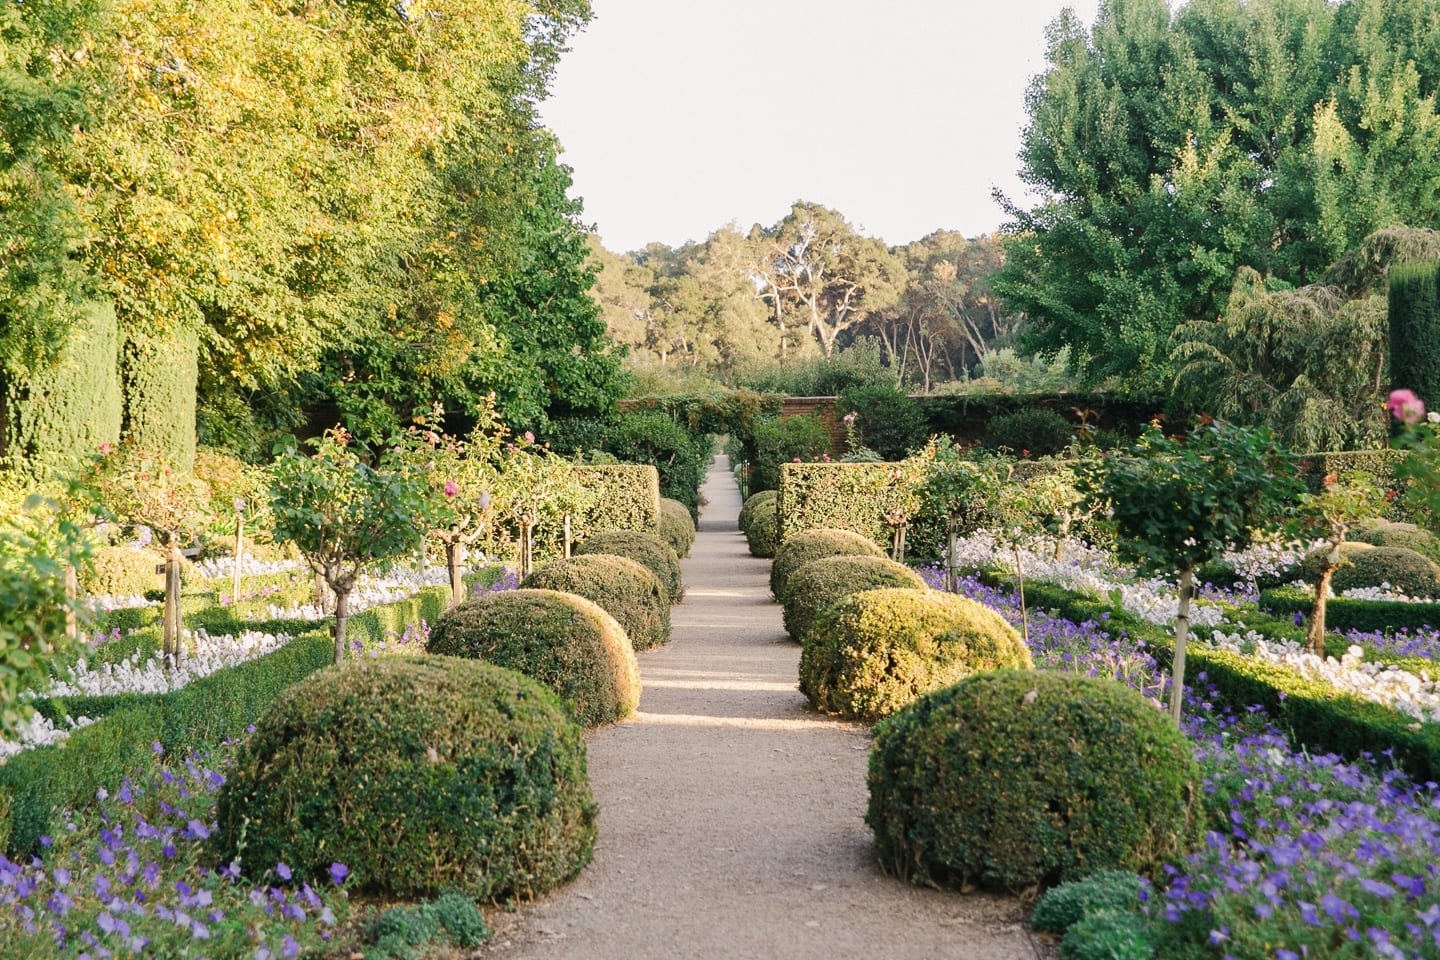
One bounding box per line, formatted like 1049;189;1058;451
5;586;452;858
777;462;899;544
120;323;199;472
573;464;660;535
1;300;122;477
1006;578;1440;785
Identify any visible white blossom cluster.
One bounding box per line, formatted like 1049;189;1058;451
85;594;160;613
30;629;292;700
257;566;448;622
0;713;99;763
1206;629;1440;724
192;555;304;580
1338;583;1440;604
1220;538;1310;588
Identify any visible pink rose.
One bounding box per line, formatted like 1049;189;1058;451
99;442;113;455
524;431;535;444
1388;389;1426;425
443;480;459;497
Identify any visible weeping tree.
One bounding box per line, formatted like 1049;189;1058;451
93;444;211;664
1080;420;1297;723
269;427;432;663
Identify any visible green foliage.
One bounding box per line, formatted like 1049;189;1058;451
1261;585;1440;635
1;302;121;478
1353;519;1440;561
736;337;892;396
738;490;779;558
78;546;160;598
1389;259;1440;412
836;384;927;461
867;669;1201;891
1330;545;1440;599
1031;870;1146;935
799;587;1032;721
1059;911;1155;960
366;892;493;959
658;497;697;557
212;655;597;900
777;462;910;545
603;410;707;517
427;589;640;726
984;407;1074;457
521;554;670;651
751;414;832;493
574;529;684;603
781;554;926;643
120;326;200;473
769;528;885;604
572;464;661;537
0;492;94;737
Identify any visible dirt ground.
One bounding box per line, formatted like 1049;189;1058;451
480;457;1054;960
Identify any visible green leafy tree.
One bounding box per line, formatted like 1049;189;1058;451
269;427;431;663
1286;471;1385;655
1080;420;1298;723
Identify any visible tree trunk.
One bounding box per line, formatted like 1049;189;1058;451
564;514;574;559
446;540;465;609
1169;567;1195;724
1012;543;1029;646
332;588;350;664
65;564;79;642
1307;564;1337;657
890;524;906;562
945;520;959;593
232;519;244;605
313;570;328;613
164;536;183;666
520;521;535;578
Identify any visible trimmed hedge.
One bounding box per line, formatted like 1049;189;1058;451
79;546;162;597
572;464;661;537
574;529;684;603
5;586;453;857
770;527;885;603
1260;585;1440;636
799;587;1033;721
777;461;902;544
1354;520;1440;562
782;554;926;642
738;490;779;558
659;497;697;557
521;554;671;651
427;589;640;727
866;669;1201;891
212;656;597;900
1011;578;1440;785
1330;545;1440;598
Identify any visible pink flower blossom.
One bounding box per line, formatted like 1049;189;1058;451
443;480;459;498
1388;389;1426;424
523;431;535;444
99;442;113;455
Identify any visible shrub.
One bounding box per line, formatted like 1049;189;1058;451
1031;870;1146;935
799;587;1032;721
837;384;928;461
769;527;885;603
521;555;671;651
1059;911;1154;960
751;413;831;492
212;656;596;900
867;669;1201;891
571;464;661;538
603;410;707;517
659;497;697;557
79;545;161;597
738;490;779;558
782;554;925;642
427;589;640;727
1353;519;1440;562
574;529;684;603
985;407;1074;456
1330;545;1440;598
366;891;493;958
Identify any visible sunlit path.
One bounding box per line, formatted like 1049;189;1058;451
482;456;1043;960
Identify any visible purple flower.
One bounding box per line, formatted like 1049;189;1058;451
328;862;349;885
275;862;291;882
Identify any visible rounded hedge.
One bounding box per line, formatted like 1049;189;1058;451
1330;544;1440;598
866;669;1200;891
782;554;926;643
521;554;671;651
574;529;684;603
659;497;697;558
1353;520;1440;563
427;589;640;727
739;491;779;559
79;546;160;597
799;587;1032;721
212;655;597;900
770;527;885;603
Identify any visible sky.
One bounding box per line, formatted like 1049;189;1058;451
538;1;1102;255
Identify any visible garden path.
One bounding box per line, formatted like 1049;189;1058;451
481;456;1046;960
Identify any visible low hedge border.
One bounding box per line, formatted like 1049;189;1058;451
5;586;452;859
1259;585;1440;637
984;576;1440;785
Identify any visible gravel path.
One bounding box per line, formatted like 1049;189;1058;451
482;457;1045;960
